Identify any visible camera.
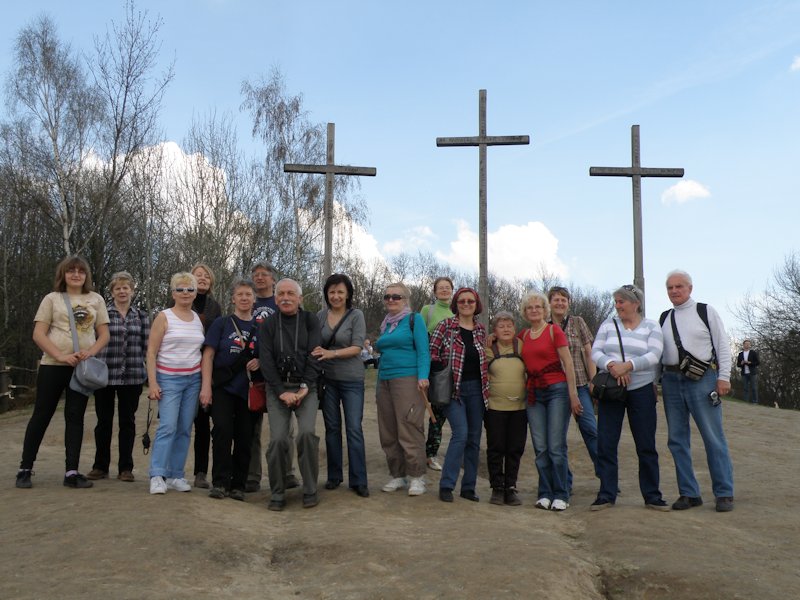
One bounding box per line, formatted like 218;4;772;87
708;391;721;407
278;354;298;381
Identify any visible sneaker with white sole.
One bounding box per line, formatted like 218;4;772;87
535;497;552;510
427;457;443;471
408;477;426;496
150;476;167;495
551;499;569;511
381;477;407;492
166;477;192;492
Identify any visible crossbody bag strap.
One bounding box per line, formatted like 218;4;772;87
322;308;353;350
230;317;253;384
62;293;80;353
612;318;626;362
668;310;685;354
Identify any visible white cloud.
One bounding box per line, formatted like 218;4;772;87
382;226;436;254
661;179;711;205
435;219;568;280
791;56;800;71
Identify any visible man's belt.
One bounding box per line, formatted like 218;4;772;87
663;365;681;372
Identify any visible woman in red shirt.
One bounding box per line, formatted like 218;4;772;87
519;292;581;511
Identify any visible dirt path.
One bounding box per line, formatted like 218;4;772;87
2;373;798;599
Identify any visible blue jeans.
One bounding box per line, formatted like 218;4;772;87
149;372;201;479
596;383;663;503
567;384;599;486
527;381;571;502
322;379;367;488
662;369;734;498
440;380;485;492
743;373;759;404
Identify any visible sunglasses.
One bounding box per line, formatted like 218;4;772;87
383;294;405;301
457;298;476;305
174;287;196;293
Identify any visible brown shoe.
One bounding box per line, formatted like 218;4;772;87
117;471;135;482
86;469;108;480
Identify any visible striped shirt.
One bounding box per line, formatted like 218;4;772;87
591;317;663;390
156;309;204;375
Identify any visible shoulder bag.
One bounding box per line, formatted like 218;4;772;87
317;309;354;404
230;318;267;412
428;327;456;406
590;319;627;402
63;293;108;396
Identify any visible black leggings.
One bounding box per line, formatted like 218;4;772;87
20;365;89;472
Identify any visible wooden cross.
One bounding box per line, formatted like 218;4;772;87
284;122;376;279
436;89;530;324
590;124;683;313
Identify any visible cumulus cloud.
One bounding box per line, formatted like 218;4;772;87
435;219;569;280
661;179;711;205
382;226;436;254
791;56;800;71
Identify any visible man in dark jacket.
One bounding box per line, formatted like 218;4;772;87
736;340;760;405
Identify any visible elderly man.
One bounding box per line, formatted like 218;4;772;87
660;270;735;513
260;279;321;511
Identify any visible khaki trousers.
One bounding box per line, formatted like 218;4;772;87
376;376;426;478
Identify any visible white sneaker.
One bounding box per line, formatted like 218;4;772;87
535;497;552;510
427;457;443;471
165;477;192;492
408;477;426;496
381;477;407;492
551;499;569;511
150;476;167;495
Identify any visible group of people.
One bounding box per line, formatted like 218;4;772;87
14;256;736;514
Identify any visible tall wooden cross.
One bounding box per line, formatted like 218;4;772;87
590;125;683;313
436;89;530;324
284;122;376;279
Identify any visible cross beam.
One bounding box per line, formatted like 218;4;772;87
590;124;683;312
284;122;376;279
436;89;530;324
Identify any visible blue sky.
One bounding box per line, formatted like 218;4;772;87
3;1;800;334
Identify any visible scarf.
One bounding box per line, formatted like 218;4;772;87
380;308;411;334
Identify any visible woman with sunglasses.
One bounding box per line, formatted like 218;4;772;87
429;287;489;503
421;276;455;472
146;272;206;495
590;285;668;511
16;256;110;489
374;283;430;496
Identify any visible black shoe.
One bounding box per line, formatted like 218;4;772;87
245;481;261;493
504;488;522;506
285;475;300;489
590;498;614;511
715;497;734;512
209;487;228;499
671;495;703;510
63;473;93;489
325;480;341;490
16;470;33;489
490;489;505;505
229;489;246;502
303;493;319;508
439;489;454;503
353;485;370;498
460;490;480;502
268;498;285;512
645;499;671;512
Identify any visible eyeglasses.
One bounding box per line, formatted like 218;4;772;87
457;298;476;305
383;294;405;301
174;287;196;293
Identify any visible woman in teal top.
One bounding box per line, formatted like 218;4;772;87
375;282;430;497
421;276;454;471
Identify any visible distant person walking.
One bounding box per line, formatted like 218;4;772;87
737;340;760;405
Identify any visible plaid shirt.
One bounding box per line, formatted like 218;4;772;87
98;305;151;386
551;314;594;387
428;316;490;405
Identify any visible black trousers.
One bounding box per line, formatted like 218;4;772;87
92;384;142;473
20;365;89;472
210;388;253;490
193;404;211;475
484;408;528;490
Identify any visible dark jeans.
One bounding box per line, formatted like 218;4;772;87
484;408;527;490
425;402;448;458
210;388;252;491
20;365;89;472
93;384;142;473
596;383;663;504
193;404;211;475
322;379;367;488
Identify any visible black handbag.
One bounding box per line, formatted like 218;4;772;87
317;309;353;405
669;311;712;381
591;319;627;402
429;330;455;406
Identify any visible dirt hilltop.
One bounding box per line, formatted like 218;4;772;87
1;372;798;600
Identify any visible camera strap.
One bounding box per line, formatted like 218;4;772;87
278;310;300;356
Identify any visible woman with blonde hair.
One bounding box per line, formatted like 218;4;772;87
16;256;110;489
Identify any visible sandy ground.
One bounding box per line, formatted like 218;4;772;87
1;371;799;600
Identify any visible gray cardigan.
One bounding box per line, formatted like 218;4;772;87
316;308;367;381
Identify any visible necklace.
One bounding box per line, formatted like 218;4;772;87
530;323;547;336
